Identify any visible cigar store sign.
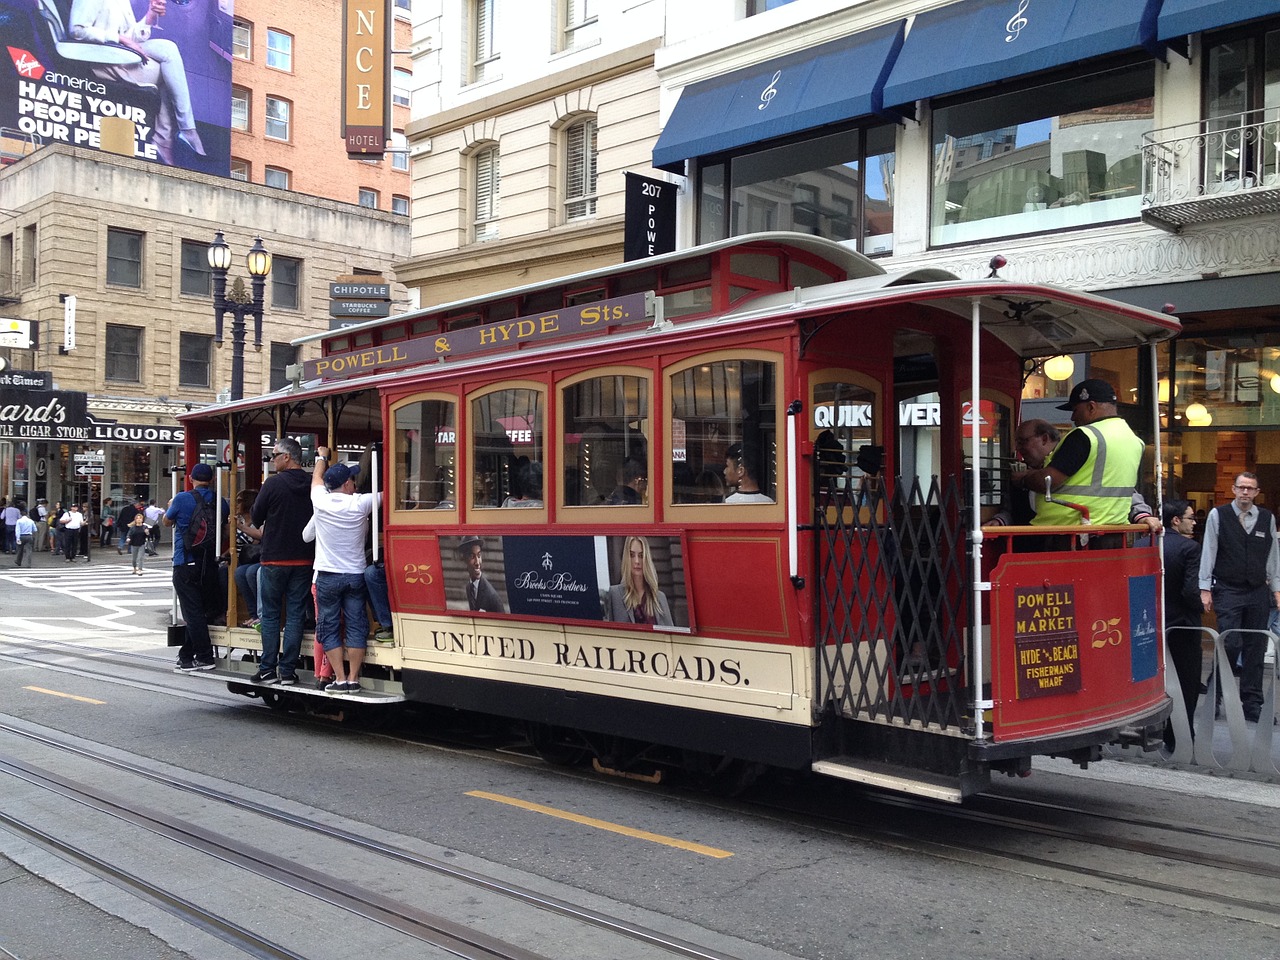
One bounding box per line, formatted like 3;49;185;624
0;388;89;440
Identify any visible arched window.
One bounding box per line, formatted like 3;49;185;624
565;118;597;220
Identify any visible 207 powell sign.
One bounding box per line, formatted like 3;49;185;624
0;389;89;440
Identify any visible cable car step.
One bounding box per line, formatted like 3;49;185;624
811;757;965;803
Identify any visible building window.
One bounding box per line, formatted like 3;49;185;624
267;29;293;71
272;255;301;310
180;240;212;297
232;19;252;59
393;68;411;107
746;0;797;14
562;0;597;50
697;123;896;255
230;158;250;181
0;234;12;295
265;96;291;141
231;86;250;131
474;146;499;237
565;117;597;220
470;0;496;84
930;63;1153;247
270;342;297;391
390;131;409;171
1203;25;1280;190
20;224;35;287
394;0;411;11
264;166;290;189
179;332;212;388
106;227;142;287
392;195;410;216
105;324;142;382
359;188;379;209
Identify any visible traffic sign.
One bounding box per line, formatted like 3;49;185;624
75;464;104;476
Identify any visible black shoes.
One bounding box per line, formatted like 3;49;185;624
250;668;279;685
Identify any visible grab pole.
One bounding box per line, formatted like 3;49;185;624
970;298;992;741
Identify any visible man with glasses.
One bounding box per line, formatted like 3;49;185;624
249;438;315;686
1198;471;1280;723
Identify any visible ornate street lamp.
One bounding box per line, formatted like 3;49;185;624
208;231;272;401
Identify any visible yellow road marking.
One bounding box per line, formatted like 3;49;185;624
23;686;106;705
466;790;733;859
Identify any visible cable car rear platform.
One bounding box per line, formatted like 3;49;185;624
186;658;406;704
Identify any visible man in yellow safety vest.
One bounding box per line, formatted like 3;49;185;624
1013;378;1152;548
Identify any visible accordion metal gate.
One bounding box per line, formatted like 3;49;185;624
813;470;975;735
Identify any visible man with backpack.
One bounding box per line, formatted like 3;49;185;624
164;462;227;672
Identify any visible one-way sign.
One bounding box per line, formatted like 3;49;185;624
75;464;104;476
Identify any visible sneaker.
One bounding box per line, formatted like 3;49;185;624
193;658;217;671
250;668;279;685
374;628;395;643
315;676;333;690
175;659;197;672
323;680;346;693
277;674;298;686
346;680;361;693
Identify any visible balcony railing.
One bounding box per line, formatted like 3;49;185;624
1141;108;1280;232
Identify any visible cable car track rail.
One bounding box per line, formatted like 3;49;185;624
0;719;751;960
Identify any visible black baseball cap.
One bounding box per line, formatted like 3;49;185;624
1056;378;1117;410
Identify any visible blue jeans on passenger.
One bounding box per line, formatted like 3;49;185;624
235;561;261;621
364;562;391;628
257;563;312;677
316;571;369;652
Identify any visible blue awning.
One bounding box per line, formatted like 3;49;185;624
652;21;906;173
881;0;1165;110
1158;0;1280;41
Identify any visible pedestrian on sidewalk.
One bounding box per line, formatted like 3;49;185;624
59;504;83;562
14;508;36;567
127;512;149;574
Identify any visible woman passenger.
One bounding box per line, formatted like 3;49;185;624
232;489;264;627
605;535;673;626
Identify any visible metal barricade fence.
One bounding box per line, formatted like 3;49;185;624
1109;627;1278;777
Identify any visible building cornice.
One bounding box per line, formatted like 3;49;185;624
406;40;661;142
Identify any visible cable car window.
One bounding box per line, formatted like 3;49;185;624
728;252;781;284
472;387;544;509
562;374;649;506
393;398;456;510
670;358;776;504
812;377;879;494
963;396;1011;507
664;286;714;319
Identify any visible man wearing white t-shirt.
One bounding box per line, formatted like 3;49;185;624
311;446;379;692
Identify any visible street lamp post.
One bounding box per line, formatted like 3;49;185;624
208;231;272;401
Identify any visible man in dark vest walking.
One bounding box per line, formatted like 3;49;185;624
1198;472;1280;723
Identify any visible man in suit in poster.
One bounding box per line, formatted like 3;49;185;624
457;536;505;613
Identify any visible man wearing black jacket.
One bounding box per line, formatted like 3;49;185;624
249;438;315;686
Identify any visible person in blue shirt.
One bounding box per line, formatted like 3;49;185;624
164;463;228;672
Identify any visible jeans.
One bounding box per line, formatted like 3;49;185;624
364;563;391;628
316;571;369;652
235;561;261;620
257;564;312;677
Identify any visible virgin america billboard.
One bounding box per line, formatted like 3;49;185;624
0;0;233;174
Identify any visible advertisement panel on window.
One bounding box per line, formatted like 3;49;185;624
0;0;232;174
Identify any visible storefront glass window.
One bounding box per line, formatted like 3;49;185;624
930;63;1154;246
1171;334;1280;430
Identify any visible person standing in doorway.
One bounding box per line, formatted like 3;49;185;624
1199;471;1280;724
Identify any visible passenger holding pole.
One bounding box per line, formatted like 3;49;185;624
1012;379;1156;547
311;446;380;693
